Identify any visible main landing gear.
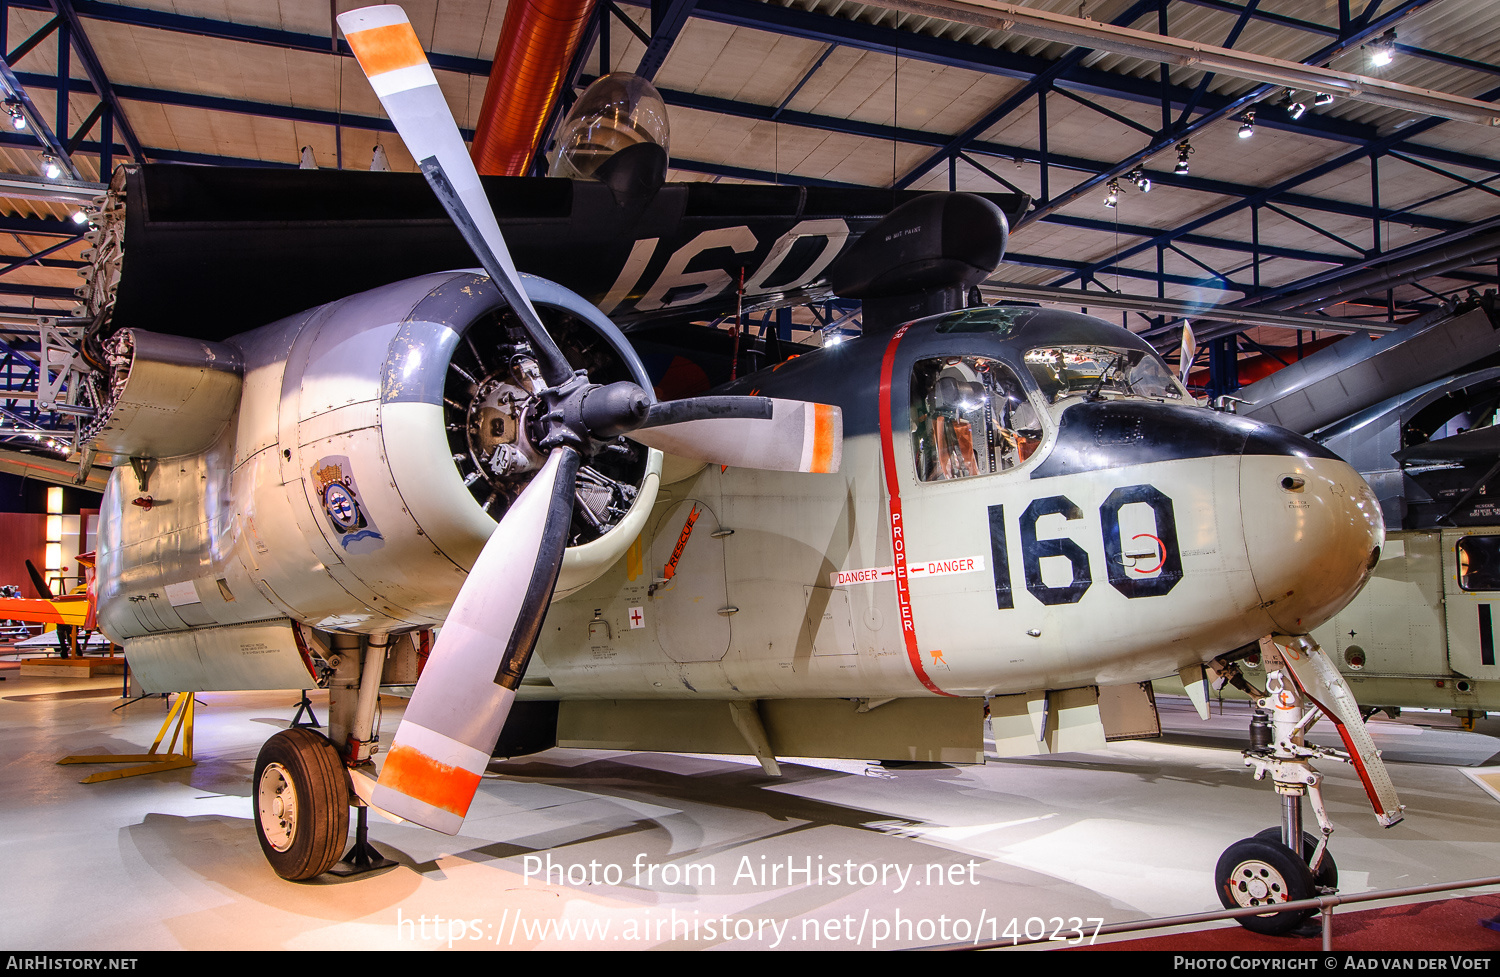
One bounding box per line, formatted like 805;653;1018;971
1209;636;1399;935
255;728;349;880
252;630;401;881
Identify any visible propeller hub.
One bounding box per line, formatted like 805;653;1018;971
581;381;652;439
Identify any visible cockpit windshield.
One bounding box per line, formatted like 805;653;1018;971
1023;345;1182;405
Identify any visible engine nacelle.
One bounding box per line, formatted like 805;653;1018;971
97;271;661;651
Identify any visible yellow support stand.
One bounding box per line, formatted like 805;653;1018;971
58;693;197;782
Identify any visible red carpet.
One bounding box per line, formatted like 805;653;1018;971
1083;894;1500;950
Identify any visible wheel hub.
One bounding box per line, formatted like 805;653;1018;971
257;761;297;853
1231;860;1286;907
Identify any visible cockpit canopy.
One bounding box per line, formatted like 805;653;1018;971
1023;345;1183;404
908;307;1186;482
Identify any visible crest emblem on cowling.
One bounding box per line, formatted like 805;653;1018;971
311;456;384;552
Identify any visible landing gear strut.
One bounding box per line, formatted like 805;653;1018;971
1211;636;1374;935
253;631;400;880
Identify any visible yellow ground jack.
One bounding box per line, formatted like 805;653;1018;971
58;693;196;782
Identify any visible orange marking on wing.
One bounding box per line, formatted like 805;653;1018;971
345;22;428;77
0;595;87;626
380;743;480;818
811;404;837;473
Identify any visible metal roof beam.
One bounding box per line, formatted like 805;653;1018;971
46;0;142;160
6;14;59;64
0;282;76;299
0;51;81;178
0;212;82;238
0;234;85;278
1015;0;1440;228
19;0;1497;176
979;281;1396;334
635;0;1500;177
638;81;1465;230
1054;80;1500;288
995;251;1254;293
1178;0;1500;79
1045;214;1351;265
6;0;492;75
873;0;1496;125
890;0;1160;192
636;0;697;82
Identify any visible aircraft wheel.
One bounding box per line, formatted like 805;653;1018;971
1215;837;1316;935
254;728;350;881
1253;826;1338;890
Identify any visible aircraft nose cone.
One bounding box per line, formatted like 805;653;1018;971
1239;427;1383;635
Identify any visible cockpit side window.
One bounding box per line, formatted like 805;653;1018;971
1023;345;1184;405
1458;536;1500;591
911;356;1042;482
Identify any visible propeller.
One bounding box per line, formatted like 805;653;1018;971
25;558;52;599
339;5;841;833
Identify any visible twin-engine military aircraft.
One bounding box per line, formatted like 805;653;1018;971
69;3;1399;935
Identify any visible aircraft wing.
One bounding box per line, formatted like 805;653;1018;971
1393;426;1500;464
95;164;1028;342
0;594;89;628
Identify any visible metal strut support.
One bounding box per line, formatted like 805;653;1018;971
1245;665;1335;877
57;691;196;781
1236;634;1407;886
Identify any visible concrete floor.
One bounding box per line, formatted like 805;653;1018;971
3;667;1499;951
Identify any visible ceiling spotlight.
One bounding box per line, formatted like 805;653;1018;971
1238;111;1256;139
39;153;61;179
1127;167;1151;192
1174;139;1193;175
1314;92;1335;107
1285;98;1306;120
4;99;25;131
1368;30;1396;67
69;210;89;225
1104;179;1121;209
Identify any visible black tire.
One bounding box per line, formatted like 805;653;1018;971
1215;837;1316;935
1254;826;1338;890
253;728;350;881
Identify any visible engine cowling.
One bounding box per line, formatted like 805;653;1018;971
97;271;660;643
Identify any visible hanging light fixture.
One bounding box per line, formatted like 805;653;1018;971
1238;111;1256;139
4;99;26;131
39;153;61;179
1314;92;1335;107
1126;166;1151;192
1174;139;1193;175
1281;94;1306;120
1368;30;1397;67
1104;178;1121;209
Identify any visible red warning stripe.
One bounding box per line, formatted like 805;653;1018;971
878;325;954;698
379;742;481;819
1282;668;1389;818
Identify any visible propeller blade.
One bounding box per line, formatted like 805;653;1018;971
628;398;842;473
25;558;53;600
338;4;572;386
371;447;580;833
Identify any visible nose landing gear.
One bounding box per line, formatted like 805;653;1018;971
1211;636;1402;935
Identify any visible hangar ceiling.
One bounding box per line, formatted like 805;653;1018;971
0;0;1493;449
